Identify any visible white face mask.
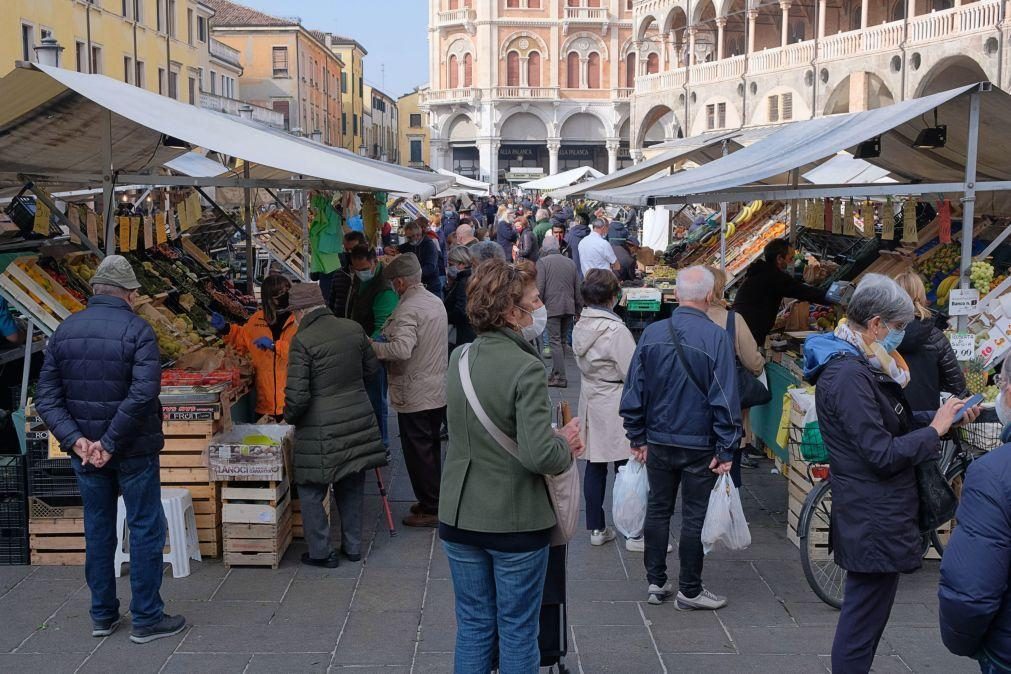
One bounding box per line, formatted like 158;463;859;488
997;390;1011;427
520;305;548;342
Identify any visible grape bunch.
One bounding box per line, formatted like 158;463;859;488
970;261;995;295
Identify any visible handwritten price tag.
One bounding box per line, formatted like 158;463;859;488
949;333;975;361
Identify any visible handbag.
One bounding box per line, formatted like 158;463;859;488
725;310;772;409
915;458;958;533
457;344;580;546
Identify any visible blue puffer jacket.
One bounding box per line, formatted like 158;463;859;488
938;429;1011;669
35;295;163;458
620;307;741;461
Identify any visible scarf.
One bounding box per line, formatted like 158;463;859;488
834;319;910;388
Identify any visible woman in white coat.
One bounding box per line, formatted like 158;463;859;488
572;269;644;550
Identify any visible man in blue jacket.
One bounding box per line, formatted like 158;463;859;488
35;255;185;644
939;356;1011;672
621;265;741;610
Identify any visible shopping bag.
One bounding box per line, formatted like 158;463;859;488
612;460;649;539
701;474;752;555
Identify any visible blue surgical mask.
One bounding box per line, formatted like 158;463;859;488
356;269;375;282
879;327;905;353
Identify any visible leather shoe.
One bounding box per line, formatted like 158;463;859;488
740;456;759;469
402;513;439;528
301;551;340;568
409;502;423;515
342;547;362;563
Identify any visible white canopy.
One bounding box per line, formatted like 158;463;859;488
802;153;895;185
164;151;229;178
520;166;605;191
436;169;491;194
588;84;1011;206
0;64;442;198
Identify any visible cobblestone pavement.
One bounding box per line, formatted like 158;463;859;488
0;358;977;673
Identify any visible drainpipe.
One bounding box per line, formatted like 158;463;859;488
996;1;1006;92
682;0;693;137
85;4;92;72
810;0;819;119
739;7;750;130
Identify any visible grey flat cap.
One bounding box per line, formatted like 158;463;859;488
383;253;422;280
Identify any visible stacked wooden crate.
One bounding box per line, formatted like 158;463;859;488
208;425;294;568
28;497;85;566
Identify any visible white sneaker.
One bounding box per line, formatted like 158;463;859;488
675;587;727;611
625;536;673;554
647;582;673;605
590;527;616;546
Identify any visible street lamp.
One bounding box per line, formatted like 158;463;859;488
34;37;64;68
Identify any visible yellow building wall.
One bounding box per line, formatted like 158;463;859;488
4;0;205;104
398;90;429;169
330;43;365;153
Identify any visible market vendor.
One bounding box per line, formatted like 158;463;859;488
0;297;25;346
732;238;831;347
212;275;295;421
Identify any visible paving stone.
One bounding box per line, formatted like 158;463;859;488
178;623;336;654
728;626;839;655
0;579;86;651
0;566;34;595
572;624;662;663
212;567;295;602
271;578;357;625
412;652;455;673
665;653;828;672
331;610;420;666
817;654;914;673
162;652;252;673
78;625;187;673
781;601;843;626
17;600;99;653
352;569;427;612
246;653;329;673
567;600;643;626
159;562;230;601
165;599;279;626
882;626;979;672
0;652;88;673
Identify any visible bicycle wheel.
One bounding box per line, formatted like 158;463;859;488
799;480;846;609
929;458;970;556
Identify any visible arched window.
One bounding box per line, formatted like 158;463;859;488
448;0;458;8
625;53;636;87
448;54;459;89
566;52;580;88
646;52;659;74
506;51;520;86
587;52;601;89
463;53;473;87
528;52;541;87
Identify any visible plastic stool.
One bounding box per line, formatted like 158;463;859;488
114;487;202;579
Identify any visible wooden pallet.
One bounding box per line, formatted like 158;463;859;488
30;513;86;565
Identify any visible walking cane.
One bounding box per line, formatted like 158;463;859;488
375;468;397;537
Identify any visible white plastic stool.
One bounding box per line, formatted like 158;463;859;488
114;487;202;579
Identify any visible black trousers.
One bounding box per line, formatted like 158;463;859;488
643;445;717;596
831;571;900;674
583;460;627;531
398;407;445;514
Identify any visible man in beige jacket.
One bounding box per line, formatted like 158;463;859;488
372;254;449;527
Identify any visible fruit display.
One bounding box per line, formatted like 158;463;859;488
962;355;990;395
970;261;995;295
11;259;85;314
725;220;789;277
649;265;677;281
809;304;839;331
983;384;1000;403
914;243;960;278
935;274;961;307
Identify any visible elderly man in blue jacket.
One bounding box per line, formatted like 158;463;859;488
939;356;1011;673
620;265;741;610
35;255;185;645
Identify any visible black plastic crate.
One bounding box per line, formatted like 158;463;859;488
0;531;29;566
26;439;71;472
0;497;25;528
0;455;26;496
28;465;79;499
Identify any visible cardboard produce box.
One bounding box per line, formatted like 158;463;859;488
208;424;293;482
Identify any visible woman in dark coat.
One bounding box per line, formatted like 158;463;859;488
283;283;387;568
444;245;475;350
802;274;971;674
894;271;967;411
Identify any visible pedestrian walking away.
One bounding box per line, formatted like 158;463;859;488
35;255;186;644
536;234;579;387
620;265;740;610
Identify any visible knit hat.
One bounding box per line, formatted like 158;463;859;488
383;253;422;281
287;282;325;310
91;255;141;290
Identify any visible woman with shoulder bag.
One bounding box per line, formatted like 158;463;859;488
802;274;979;673
440;259;583;674
705;266;766;486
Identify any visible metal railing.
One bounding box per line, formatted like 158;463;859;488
565;6;608;21
208;39;241;68
437;8;475;25
419;87;480;105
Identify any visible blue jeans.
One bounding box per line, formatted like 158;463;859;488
979;651;1011;673
72;453;166;628
365;367;389;447
443;541;549;674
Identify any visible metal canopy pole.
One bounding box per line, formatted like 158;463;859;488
719;140;728;272
243;163;254;294
300;192;310;281
789;168;800;248
19;320;34;413
100;109;117;255
958;89;982;332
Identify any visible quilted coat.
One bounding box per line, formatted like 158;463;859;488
35;295;163;458
283;307;386;485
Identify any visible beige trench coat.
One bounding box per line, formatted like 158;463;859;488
572;307;637;463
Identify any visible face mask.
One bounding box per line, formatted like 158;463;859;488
356;269;374;282
879;327;905;353
998;390;1011;427
520;305;548;341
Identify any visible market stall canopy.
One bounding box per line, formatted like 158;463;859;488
520;166;605;191
588;83;1011;206
802;153;895;185
436;169;491;195
163;151;230;178
0;64;440;197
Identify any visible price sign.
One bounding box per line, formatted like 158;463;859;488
950;333;975;361
949;288;980;316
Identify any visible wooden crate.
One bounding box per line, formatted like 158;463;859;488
222;480;293;568
30;512;86;565
222;480;290;525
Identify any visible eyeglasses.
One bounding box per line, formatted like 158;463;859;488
996;373;1007;387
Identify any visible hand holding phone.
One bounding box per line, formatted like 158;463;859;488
953;393;984;424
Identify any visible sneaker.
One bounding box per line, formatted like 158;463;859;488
647;582;673;605
625;537;673;553
129;614;186;644
590;527;616;546
301;551;340;568
675;587;727;611
92;617;121;638
547;376;568;388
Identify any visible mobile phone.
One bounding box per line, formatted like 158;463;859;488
953;393;985;423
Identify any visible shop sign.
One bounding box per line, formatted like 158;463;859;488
558;146;594;159
948;288;980;316
949;333;975;361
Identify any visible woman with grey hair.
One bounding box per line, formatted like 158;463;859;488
444;246;476;350
802;273;976;673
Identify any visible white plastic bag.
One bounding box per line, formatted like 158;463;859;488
612;460;649;539
701;474;752;555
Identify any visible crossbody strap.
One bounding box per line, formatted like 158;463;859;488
457;344;520;458
666;317;708;397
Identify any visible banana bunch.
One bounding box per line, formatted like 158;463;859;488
936;274;960;306
727;200;764;238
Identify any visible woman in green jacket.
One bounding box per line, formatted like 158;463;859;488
440;258;583;674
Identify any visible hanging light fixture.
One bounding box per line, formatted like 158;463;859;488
913;110;947;149
161;134;189;149
854;136;881;159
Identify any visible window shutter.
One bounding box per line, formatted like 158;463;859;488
718;102;726;128
587;52;600;89
706;104;715;130
782;92;793;121
625;53;636;87
507;51;520;87
448;55;459;89
567;52;580;88
768;96;779;123
464;53;473;87
528;52;541;87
